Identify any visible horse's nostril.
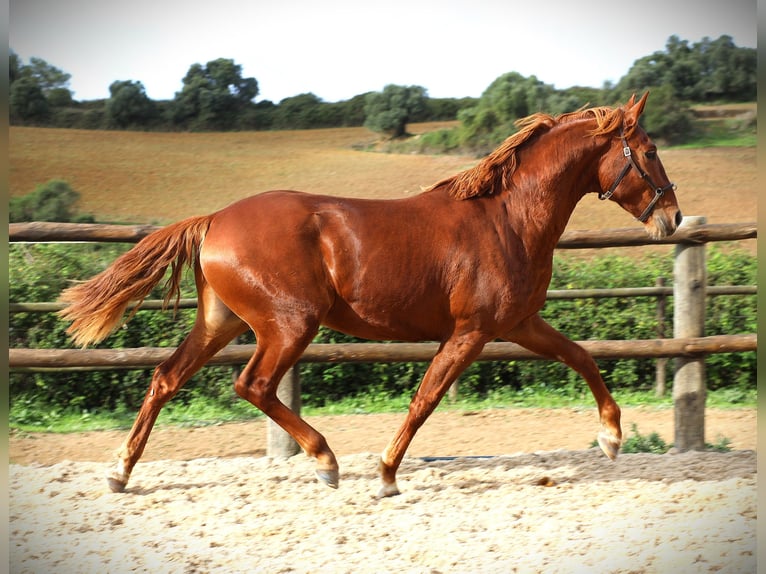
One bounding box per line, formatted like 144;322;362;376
675;211;683;227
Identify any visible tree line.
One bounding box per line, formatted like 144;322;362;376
9;53;470;133
9;34;756;147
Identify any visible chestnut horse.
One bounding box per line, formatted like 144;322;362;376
60;93;680;497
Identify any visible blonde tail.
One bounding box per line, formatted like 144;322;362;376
59;215;212;347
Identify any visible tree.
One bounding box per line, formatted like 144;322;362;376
695;35;757;101
364;84;427;138
455;72;559;151
614;35;756;104
172;58;258;130
9;50;21;83
25;56;71;92
10;77;49;123
640;85;695;145
273;93;325;129
10;53;75;124
106;80;157;128
46;87;75;107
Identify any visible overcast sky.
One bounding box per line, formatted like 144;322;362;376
9;0;758;103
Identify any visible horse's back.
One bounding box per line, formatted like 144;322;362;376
196;190;462;339
202;189;452;259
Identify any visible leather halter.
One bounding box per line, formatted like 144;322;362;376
599;128;676;223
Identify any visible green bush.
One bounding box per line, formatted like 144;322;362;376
10;243;211;410
592;423;733;454
9;245;756;415
619;423;669;454
10;179;94;223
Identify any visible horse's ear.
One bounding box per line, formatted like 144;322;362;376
624;92;649;129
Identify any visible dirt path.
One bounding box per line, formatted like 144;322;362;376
10;407;757;466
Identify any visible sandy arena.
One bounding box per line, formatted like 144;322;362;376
10;407;757;573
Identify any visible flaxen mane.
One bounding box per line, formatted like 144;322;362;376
434;105;629;200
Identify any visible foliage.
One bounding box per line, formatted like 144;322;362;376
424;76;610;154
703;248;757;389
593;422;732;454
639;84;696;145
10;77;50;123
272;93;329;129
456;72;553;152
364;84;428;138
10;179;95;223
619;423;669;454
105;80;158;129
20;55;72;92
171;58;259;130
614;35;756;103
9;52;72;124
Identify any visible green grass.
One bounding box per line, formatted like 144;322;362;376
9;385;756;434
671;114;757;148
671;131;756;149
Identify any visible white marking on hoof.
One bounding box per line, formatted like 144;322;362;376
597;430;621;460
316;468;340;489
106;461;130;493
107;476;127;493
377;482;400;498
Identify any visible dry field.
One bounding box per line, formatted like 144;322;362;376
9;123;757;239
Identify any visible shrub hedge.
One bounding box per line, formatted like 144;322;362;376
9;244;756;413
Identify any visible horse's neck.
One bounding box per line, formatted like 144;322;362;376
508;132;600;258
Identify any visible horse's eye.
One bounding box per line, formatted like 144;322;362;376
645;150;657;160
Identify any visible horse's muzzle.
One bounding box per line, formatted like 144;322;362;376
645;208;682;239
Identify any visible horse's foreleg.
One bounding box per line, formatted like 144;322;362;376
505;313;622;459
378;333;488;497
234;338;340;489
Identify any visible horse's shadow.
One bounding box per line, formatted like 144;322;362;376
120;448;755;497
398;448;756;493
127;480;225;496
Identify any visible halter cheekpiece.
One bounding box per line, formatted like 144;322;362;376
599;128;676;223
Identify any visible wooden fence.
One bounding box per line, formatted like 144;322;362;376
9;218;757;455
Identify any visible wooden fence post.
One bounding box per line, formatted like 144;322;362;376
673;216;707;451
267;366;302;457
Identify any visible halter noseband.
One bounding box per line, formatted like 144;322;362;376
599;128;676;223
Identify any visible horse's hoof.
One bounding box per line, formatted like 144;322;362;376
377;482;400;498
597;430;621;461
316;468;339;489
107;476;127;493
106;466;129;493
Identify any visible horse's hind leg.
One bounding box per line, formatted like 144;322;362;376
504;313;622;459
108;281;247;492
233;326;339;488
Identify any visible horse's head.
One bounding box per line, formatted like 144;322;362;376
597;93;682;239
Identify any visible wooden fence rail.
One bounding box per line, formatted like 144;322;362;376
9;220;757;247
8;335;757;371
